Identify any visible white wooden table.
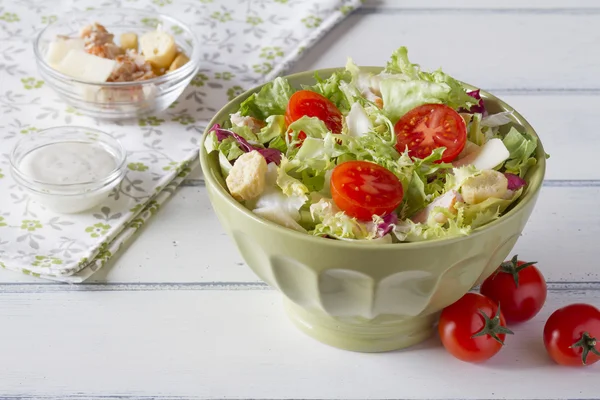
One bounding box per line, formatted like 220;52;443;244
1;1;599;398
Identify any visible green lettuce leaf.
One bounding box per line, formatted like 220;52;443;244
219;138;245;161
300;169;325;193
462;188;524;227
303;71;352;112
204;130;220;154
502;127;538;177
287;116;330;141
239;77;294;120
394;206;471;242
293;137;337;172
204;131;244;161
381;46;477;122
380;79;450;123
218;152;233;178
403;170;427;217
257;115;286;144
309;198;379;240
444;165;480;192
400;148;453;218
385;46;420;78
230;125;259;143
276;157;309;201
468;113;484;146
268;136;288;153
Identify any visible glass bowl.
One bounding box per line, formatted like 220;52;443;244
10;126;127;214
34;9;200;120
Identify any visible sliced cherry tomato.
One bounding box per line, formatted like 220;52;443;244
438;293;513;363
394;103;467;162
285;90;343;146
330;161;403;221
480;255;547;324
543;303;600;366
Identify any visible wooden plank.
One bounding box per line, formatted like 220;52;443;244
495;94;598;181
290;11;600;90
0;287;597;399
0;185;597;284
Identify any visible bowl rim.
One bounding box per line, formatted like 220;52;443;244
200;66;547;249
33;8;201;87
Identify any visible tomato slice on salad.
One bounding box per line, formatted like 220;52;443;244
330;161;403;221
394;103;467;162
285;90;343;145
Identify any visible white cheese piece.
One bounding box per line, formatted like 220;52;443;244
54;49;116;82
345;102;373;137
45;39;86;66
471;138;510;170
452;138;510;170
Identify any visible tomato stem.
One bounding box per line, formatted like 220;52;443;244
497;255;537;288
471;304;514;345
570;331;600;365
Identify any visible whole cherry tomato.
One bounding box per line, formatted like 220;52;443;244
439;293;513;363
480;255;547;324
543;303;600;366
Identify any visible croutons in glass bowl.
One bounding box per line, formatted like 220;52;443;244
34;9;200;120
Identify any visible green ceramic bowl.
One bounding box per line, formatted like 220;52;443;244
199;68;546;352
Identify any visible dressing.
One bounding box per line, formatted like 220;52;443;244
19;141;117;185
10;127;126;214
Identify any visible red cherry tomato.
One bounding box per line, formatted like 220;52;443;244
394;103;467;162
480;255;547;324
543;303;600;366
438;293;513;363
285;90;343;146
330;160;403;221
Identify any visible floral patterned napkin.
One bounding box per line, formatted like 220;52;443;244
0;0;361;282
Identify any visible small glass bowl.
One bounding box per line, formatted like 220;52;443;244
34;9;200;120
10;127;127;214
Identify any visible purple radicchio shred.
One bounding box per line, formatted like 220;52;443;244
211;124;233;141
505;173;527;191
256;148;283;165
209;123;282;165
377;212;398;236
459;89;486;115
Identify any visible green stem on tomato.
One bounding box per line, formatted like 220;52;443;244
496;254;537;287
471;304;514;345
570;331;600;365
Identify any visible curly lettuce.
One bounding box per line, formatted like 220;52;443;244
502;127;538;177
239;77;294;120
381;47;478;122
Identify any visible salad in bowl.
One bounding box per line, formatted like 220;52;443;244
204;47;540;244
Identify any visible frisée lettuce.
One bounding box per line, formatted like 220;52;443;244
204;46;542;243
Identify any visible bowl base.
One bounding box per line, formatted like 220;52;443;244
283;298;437;353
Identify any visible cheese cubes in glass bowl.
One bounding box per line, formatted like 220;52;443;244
34;9;200;120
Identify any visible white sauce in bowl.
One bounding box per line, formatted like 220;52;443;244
19;142;117;184
10;126;127;214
